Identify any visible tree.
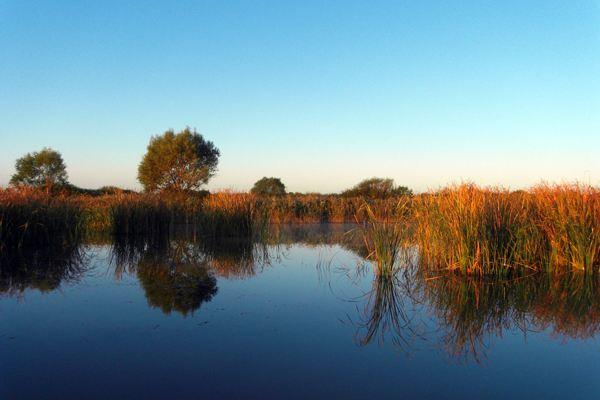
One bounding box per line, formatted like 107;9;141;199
10;148;68;190
138;128;220;193
250;177;286;196
341;178;412;198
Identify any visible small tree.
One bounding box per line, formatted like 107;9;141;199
138;128;220;193
341;178;412;198
10;147;68;191
251;177;286;196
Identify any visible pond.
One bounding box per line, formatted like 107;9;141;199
1;224;599;399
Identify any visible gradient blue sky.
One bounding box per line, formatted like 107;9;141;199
1;1;599;193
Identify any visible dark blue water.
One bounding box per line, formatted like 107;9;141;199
2;225;600;399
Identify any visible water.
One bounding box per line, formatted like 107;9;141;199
2;224;600;399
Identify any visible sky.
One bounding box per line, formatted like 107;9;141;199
1;1;599;193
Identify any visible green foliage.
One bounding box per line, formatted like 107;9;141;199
251;177;286;196
341;178;412;199
10;148;68;189
138;128;220;193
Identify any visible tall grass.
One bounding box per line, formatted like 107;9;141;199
0;188;84;263
259;195;403;223
414;184;599;275
358;199;411;276
3;183;598;277
414;185;545;275
111;195;171;240
533;184;600;273
200;192;261;237
106;191;267;244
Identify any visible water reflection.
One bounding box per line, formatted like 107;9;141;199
109;231;274;315
288;225;600;361
417;272;600;361
2;224;600;362
267;223;371;260
137;262;217;316
114;235;219;316
355;274;414;349
0;245;87;296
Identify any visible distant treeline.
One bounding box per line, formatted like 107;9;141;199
5;129;413;199
27;177;411;200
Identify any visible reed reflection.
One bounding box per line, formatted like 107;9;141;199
0;244;87;296
311;222;600;360
418;271;600;361
351;247;423;352
355;273;414;349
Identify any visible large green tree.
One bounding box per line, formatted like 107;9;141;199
341;178;412;198
250;177;286;196
138;128;220;193
10;147;68;189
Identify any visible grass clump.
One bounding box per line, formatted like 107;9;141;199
0;188;84;263
414;184;599;275
358;199;411;276
533;184;599;273
110;195;171;241
199;192;260;237
415;185;544;275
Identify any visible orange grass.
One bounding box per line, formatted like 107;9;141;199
414;184;599;275
3;183;598;276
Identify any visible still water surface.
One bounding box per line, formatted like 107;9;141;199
1;225;599;399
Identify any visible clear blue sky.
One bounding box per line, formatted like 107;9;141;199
1;1;598;192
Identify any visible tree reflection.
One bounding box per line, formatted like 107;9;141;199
110;231;273;316
137;262;217;316
111;234;217;316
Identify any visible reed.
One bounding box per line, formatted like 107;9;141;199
0;187;84;263
3;183;598;277
103;191;265;242
258;194;405;224
110;195;172;241
532;184;600;273
414;184;599;275
358;199;411;276
414;185;543;275
199;192;258;237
